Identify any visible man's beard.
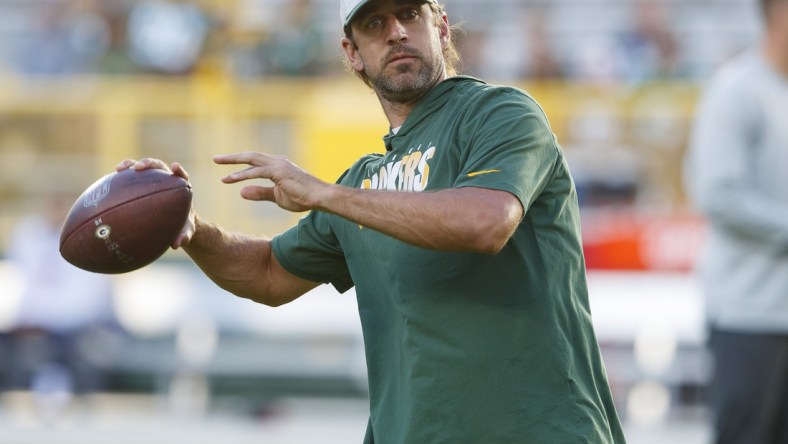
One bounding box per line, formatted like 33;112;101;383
369;46;444;104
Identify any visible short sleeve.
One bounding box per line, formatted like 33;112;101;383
453;88;560;212
272;210;354;293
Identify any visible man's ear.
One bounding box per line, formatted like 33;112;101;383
438;12;450;49
342;37;364;72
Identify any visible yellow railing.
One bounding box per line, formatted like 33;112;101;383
0;74;700;254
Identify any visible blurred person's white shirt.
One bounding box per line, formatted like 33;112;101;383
9;214;114;334
127;0;207;74
685;48;788;333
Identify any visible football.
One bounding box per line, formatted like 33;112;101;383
59;168;192;274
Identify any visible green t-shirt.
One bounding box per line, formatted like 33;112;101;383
272;77;625;443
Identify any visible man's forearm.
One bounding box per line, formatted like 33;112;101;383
183;216;316;306
183;216;271;297
318;186;523;254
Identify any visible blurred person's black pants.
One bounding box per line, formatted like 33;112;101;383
2;328;107;396
709;327;788;444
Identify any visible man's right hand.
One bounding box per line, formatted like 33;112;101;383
116;158;196;249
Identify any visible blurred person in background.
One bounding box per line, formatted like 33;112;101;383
11;0;111;77
615;0;683;83
4;193;117;422
118;0;625;442
264;0;331;76
474;4;563;81
126;0;209;75
571;0;683;84
684;0;788;442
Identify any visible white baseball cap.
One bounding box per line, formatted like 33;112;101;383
341;0;436;28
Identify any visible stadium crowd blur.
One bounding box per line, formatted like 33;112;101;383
0;0;765;434
0;0;758;81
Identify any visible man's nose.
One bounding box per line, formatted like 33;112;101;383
385;17;408;44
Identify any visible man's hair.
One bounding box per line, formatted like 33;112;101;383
343;2;462;87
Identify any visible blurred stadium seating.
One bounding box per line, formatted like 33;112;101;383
0;0;763;437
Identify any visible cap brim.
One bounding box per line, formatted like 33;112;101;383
343;0;370;27
344;0;435;28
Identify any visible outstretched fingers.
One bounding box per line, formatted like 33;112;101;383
240;186;276;202
214;152;281;184
219;165;277;184
213;151;319;212
213;151;260;165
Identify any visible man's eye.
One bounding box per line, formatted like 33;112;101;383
365;17;383;29
400;9;419;21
